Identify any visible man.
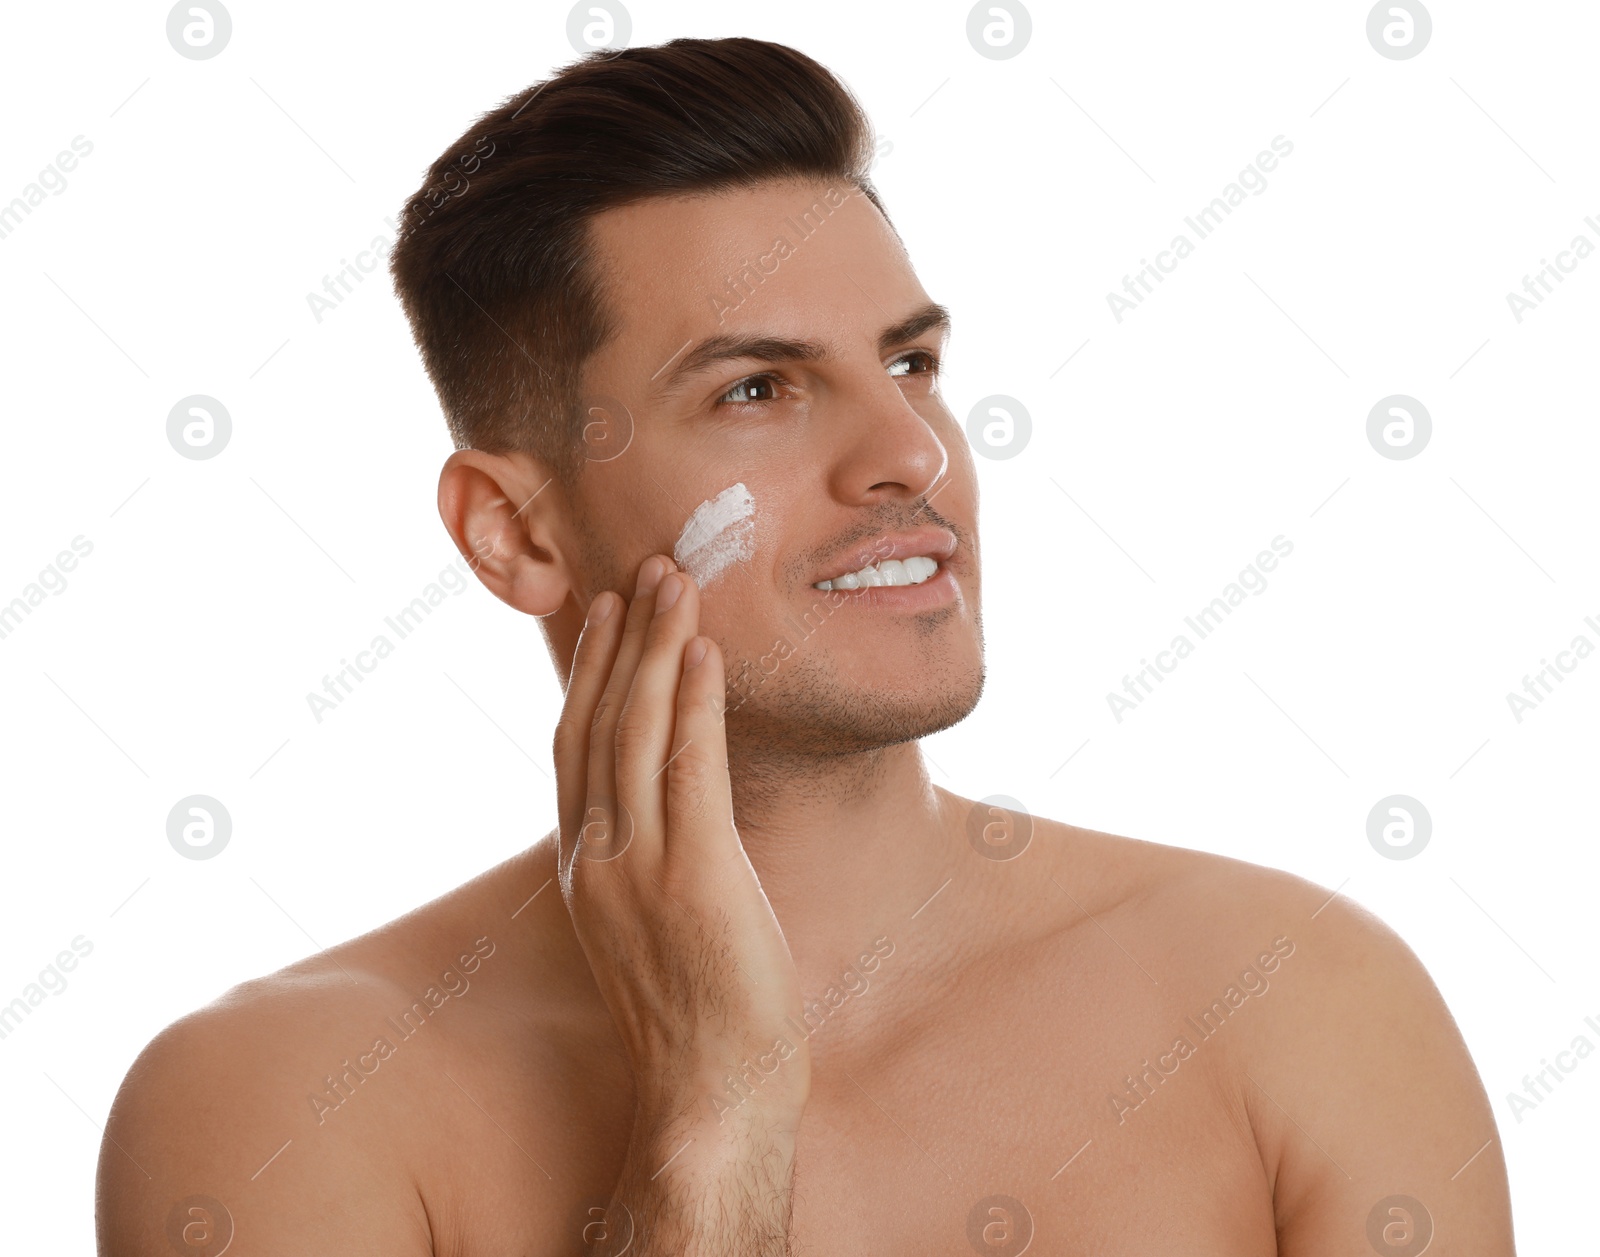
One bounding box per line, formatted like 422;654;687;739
97;37;1515;1256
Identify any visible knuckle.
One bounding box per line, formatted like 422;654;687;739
693;693;726;731
552;717;583;762
611;707;657;761
666;744;718;820
679;672;724;724
565;861;602;909
589;691;620;737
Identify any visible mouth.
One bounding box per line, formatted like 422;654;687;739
811;530;958;592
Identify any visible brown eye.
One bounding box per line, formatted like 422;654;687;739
719;375;779;405
887;350;938;378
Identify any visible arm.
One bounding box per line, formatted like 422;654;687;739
591;1115;798;1255
555;555;809;1255
1249;898;1515;1255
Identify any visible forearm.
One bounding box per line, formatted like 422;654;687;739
589;1112;798;1256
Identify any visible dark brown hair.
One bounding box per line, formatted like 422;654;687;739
389;37;888;483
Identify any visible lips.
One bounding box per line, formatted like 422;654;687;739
810;528;958;588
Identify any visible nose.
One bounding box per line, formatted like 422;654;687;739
825;371;949;508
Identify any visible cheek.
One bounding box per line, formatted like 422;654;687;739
674;482;757;588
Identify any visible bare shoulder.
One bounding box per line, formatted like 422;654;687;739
1039;816;1427;983
96;961;435;1254
96;843;557;1256
1043;818;1515;1254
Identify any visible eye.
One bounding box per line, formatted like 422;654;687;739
717;373;783;405
887;349;940;378
713;351;939;409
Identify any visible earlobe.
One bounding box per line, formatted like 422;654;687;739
437;448;573;617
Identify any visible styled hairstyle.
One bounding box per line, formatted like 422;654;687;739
389;37;888;483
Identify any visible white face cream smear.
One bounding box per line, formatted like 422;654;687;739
674;482;755;588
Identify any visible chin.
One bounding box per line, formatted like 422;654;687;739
725;648;986;761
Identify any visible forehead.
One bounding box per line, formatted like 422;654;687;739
584;178;923;375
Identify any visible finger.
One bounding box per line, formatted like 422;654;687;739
553;591;625;875
662;634;738;871
585;554;674;866
614;569;703;844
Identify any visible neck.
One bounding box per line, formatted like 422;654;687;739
726;738;960;989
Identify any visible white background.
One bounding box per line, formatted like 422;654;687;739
1;1;1594;1250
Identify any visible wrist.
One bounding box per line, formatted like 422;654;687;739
632;1101;803;1179
638;1048;810;1136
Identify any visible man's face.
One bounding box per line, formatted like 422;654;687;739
567;177;984;760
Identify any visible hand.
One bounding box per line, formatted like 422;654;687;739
555;554;810;1149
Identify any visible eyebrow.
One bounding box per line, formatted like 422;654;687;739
654;300;952;394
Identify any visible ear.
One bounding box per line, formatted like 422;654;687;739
437;448;574;617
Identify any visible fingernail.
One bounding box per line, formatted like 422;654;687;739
655;573;682;614
587;593;615;627
635;556;664;597
684;637;708;668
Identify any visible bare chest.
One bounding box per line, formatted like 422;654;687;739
783;1011;1277;1256
422;962;1280;1257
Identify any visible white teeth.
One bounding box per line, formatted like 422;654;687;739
815;554;939;591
